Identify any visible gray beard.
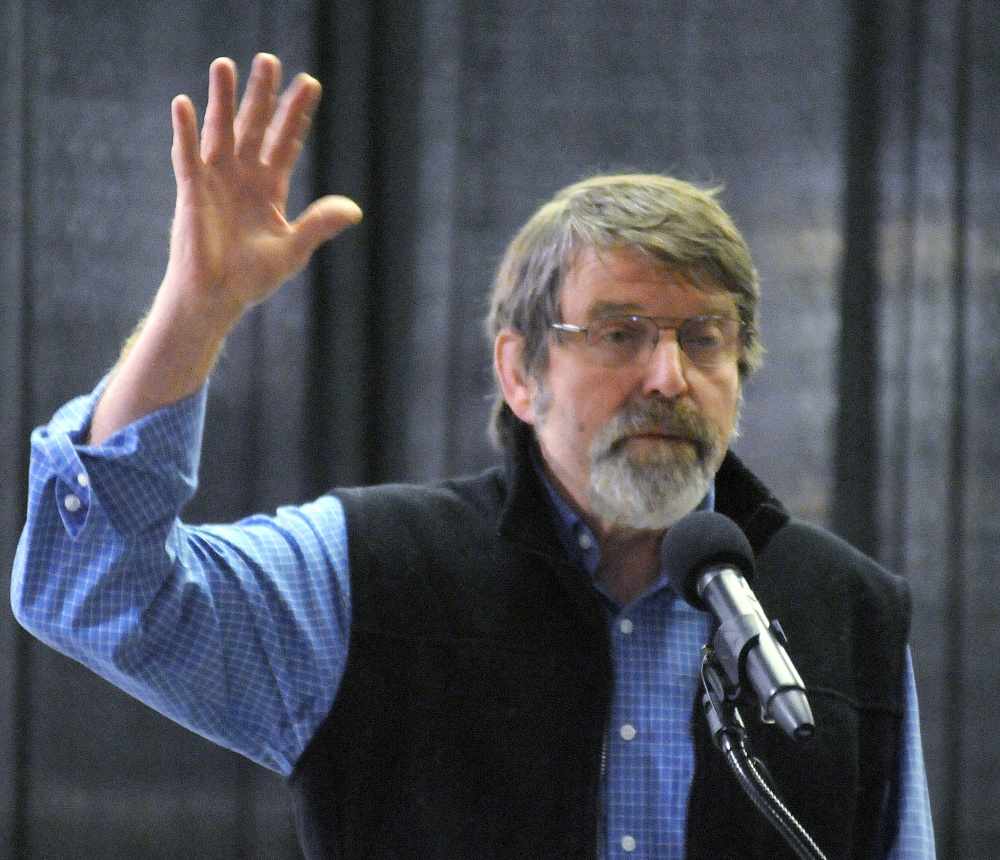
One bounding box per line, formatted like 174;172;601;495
587;397;724;531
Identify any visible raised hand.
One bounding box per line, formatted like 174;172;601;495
89;54;360;445
165;53;361;322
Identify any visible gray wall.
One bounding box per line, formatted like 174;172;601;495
1;0;996;857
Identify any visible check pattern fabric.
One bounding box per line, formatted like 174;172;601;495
12;382;935;859
13;384;351;775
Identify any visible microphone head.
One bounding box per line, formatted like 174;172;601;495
662;510;756;610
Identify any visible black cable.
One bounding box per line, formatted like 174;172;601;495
718;728;828;860
700;656;828;860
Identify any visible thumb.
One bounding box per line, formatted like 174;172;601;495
291;195;363;257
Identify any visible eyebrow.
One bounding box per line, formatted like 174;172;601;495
584;298;736;320
586;300;643;318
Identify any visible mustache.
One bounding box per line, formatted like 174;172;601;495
593;397;719;460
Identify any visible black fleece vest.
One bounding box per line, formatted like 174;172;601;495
288;444;911;860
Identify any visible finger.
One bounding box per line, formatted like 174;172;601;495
200;57;238;164
260;72;322;174
234;53;281;162
289;195;363;260
170;95;201;186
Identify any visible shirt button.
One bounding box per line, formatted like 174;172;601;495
620;724;636;741
619;618;634;634
77;472;89;488
64;494;82;513
578;532;594;551
621;835;637;852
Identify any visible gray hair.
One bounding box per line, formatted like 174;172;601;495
486;173;763;448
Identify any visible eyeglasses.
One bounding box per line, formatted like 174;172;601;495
548;314;743;369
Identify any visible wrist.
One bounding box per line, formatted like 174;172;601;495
87;280;239;446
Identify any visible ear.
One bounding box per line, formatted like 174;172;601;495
494;329;538;425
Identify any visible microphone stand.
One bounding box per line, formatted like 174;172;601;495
700;652;828;860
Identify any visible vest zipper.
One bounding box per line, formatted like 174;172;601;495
596;732;608;860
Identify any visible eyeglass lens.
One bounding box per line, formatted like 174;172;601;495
585;316;738;367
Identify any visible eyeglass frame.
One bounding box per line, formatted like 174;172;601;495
547;314;749;369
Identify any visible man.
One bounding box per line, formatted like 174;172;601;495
12;54;934;859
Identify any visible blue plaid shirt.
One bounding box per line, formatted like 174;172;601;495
12;383;935;859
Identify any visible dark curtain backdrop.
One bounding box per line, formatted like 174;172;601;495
1;0;996;857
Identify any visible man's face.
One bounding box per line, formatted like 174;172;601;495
522;245;742;533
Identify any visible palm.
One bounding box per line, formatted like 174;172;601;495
172;147;298;307
166;55;359;317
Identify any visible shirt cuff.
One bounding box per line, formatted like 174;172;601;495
29;378;209;537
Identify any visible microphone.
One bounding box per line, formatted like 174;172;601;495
663;510;814;741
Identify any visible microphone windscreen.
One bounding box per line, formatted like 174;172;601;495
662;510;756;609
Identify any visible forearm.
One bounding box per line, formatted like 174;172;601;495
13;383;207;663
89;274;241;445
12;387;351;775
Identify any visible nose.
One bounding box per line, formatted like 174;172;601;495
641;332;689;399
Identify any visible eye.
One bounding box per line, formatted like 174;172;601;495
680;317;739;364
591;317;646;347
687;325;725;349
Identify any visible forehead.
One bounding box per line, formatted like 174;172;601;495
559;245;736;319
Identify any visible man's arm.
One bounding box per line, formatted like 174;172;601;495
12;53;362;774
90;52;361;444
12;382;352;773
885;650;937;859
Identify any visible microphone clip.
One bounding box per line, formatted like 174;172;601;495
700;643;747;751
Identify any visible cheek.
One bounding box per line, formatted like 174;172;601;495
565;378;629;437
704;377;741;439
543;356;649;443
544;392;591;441
541;375;615;451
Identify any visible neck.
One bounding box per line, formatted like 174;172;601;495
536;457;665;606
591;522;663;606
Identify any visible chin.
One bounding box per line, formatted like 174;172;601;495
588;456;713;532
